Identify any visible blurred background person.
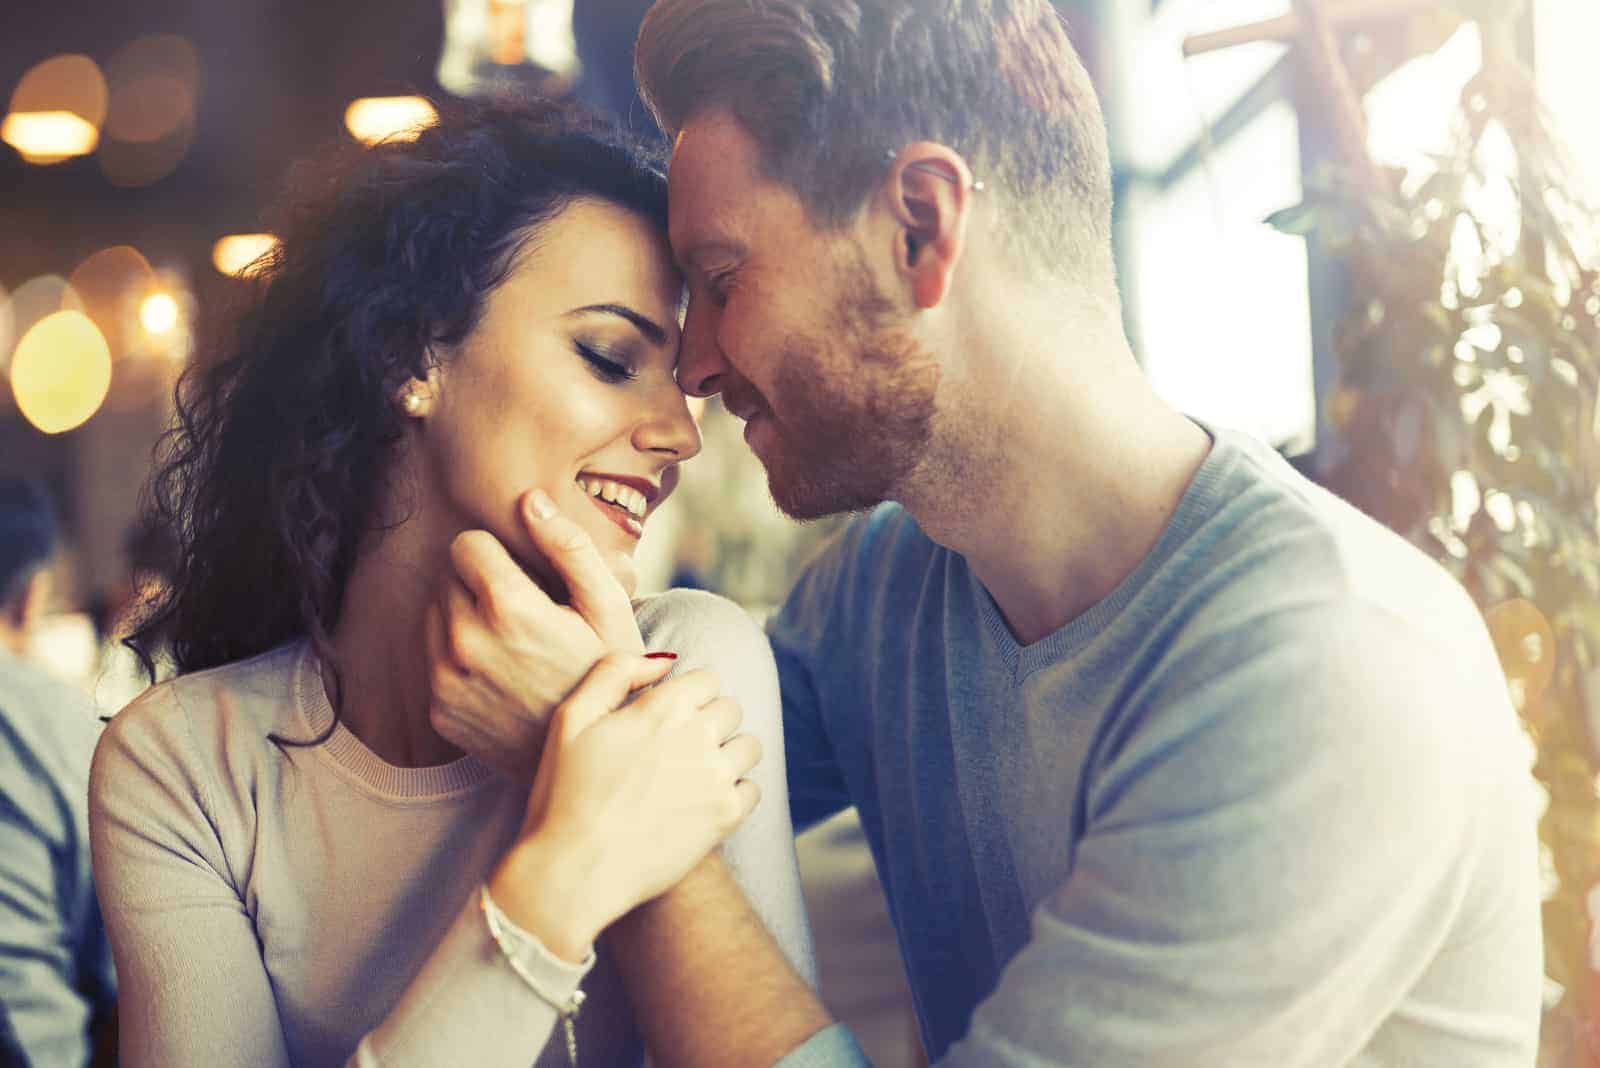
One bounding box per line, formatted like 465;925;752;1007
0;478;117;1068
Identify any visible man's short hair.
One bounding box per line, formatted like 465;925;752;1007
0;479;59;611
635;0;1115;281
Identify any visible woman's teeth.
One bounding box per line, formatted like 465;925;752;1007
576;476;648;519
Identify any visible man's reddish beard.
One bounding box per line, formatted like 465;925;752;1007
743;264;940;520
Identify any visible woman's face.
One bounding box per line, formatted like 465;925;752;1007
413;197;699;576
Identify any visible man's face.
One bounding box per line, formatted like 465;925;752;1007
668;112;941;519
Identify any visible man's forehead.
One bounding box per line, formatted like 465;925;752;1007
667;113;766;244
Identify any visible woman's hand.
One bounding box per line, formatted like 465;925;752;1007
486;653;763;962
425;490;645;780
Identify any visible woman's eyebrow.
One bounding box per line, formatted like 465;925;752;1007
565;303;668;346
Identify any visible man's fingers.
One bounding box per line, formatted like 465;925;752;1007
423;602;455;690
719;732;763;781
520;489;643;651
438;577;481;669
450;529;549;621
555;654;676;741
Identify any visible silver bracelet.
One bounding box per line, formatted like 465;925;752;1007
479;884;587;1068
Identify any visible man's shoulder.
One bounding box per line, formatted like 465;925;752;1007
1175;430;1485;653
1117;435;1517;782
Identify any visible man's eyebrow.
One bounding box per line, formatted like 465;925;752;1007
675;239;745;276
564;303;669;346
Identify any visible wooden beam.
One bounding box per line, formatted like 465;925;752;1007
1183;0;1441;57
1291;0;1391;199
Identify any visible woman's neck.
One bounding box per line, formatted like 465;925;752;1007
328;514;464;768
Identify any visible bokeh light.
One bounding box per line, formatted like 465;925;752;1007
139;292;179;335
5;54;108;162
0;284;13;377
344;96;438;145
211;233;280;277
67;245;157;356
9;53;109;124
10;310;113;434
103;34;199;142
8;275;80;342
1485;598;1557;717
0;111;99;163
98;34;201;187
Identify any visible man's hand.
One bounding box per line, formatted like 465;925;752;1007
425;488;647;780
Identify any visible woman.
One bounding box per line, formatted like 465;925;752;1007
88;98;814;1067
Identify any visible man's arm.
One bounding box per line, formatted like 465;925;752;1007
607;856;841;1068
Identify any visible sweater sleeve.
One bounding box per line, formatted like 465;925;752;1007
0;715;96;1068
637;588;819;986
89;685;590;1068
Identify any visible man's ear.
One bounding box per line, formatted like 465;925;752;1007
882;143;977;310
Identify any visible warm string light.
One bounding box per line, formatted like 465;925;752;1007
211;234;280;277
4;54;107;163
344;97;438;145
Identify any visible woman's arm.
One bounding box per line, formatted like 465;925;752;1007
90;730;580;1068
91;653;756;1068
88;698;299;1067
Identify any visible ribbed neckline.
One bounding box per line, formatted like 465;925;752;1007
978;422;1241;678
290;642;499;800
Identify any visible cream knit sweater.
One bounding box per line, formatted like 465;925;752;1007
89;589;815;1067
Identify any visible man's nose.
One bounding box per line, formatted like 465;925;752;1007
676;296;730;398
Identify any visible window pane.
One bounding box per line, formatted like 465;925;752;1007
1128;101;1315;449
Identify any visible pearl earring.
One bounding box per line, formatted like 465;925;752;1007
401;390;424;415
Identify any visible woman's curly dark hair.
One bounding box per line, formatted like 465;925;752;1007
126;97;668;723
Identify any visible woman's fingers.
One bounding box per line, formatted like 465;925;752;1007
719;732;763;781
703;695;743;743
627;667;722;723
732;778;763;823
555;654;676;741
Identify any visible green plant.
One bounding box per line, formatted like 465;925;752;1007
1268;13;1600;1063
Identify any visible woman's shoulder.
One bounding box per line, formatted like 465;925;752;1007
96;642;306;789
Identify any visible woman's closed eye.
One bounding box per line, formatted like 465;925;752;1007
575;341;638;383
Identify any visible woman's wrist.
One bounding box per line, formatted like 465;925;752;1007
489;832;610;965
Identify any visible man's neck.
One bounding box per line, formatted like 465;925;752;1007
899;317;1212;648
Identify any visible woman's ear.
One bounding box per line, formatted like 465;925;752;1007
883;143;977;310
398;362;443;418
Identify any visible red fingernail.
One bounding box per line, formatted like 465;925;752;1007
645;652;678;660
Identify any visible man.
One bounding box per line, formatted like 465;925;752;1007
0;481;116;1067
424;1;1543;1063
